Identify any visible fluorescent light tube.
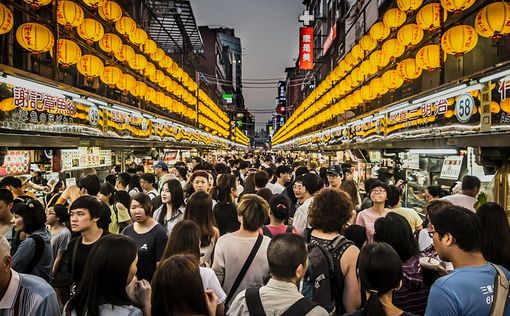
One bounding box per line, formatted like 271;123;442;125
479;69;510;83
408;149;458;155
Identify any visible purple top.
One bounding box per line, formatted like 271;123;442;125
393;254;431;315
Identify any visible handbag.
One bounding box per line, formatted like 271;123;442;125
489;263;509;316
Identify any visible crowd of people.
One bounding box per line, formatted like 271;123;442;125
0;153;508;316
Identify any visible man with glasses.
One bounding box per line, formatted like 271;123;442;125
291;174;323;232
326;165;343;190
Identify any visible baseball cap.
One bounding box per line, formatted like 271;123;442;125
327;165;343;177
151;161;168;171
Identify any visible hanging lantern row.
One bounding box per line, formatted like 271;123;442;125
274;1;509;145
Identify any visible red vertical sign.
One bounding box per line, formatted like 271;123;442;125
299;27;314;70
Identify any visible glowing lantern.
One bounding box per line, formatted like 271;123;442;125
155;91;165;106
415;44;445;71
99;33;122;54
100;66;122;87
129;28;148;46
397;0;423;13
441;0;475;14
0;4;13;35
150;48;165;62
360;35;376;52
370;22;390;42
150;69;164;84
141;39;157;54
397;24;424;47
82;0;107;9
383;8;407;30
77;18;104;45
382;39;405;59
382;70;404;90
370;77;388;96
361;85;376;101
23;0;51;10
56;1;84;29
351;68;362;85
351;44;365;61
77;55;104;81
116;73;135;92
56;39;81;67
114;44;134;62
344;52;357;68
159;55;172;69
475;2;510;40
500;98;510;113
142;62;156;77
353;90;363;105
128;54;147;71
369;50;390;69
360;59;377;77
98;1;122;22
15;23;54;55
144;87;156;103
115;16;136;37
397;58;422;80
417;3;447;31
441;25;478;57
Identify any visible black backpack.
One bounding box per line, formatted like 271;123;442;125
27;234;45;273
245;287;318;316
301;229;353;315
261;225;294;239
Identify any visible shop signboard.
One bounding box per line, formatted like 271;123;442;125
401;153;420;170
104;108;151;139
61;147;112;171
440;156;464;180
299;27;314;70
0;150;30;176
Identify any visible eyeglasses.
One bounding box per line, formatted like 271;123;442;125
428;230;436;238
371;188;386;194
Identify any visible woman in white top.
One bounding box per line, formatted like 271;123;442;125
153;179;185;235
64;235;151;316
184;191;220;266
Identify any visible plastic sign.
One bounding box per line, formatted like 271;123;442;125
455;93;475;123
299;27;314;70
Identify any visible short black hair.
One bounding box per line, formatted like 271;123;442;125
214;163;231;175
426;185;444;198
117;173;131;187
0;176;22;189
238;160;249;170
192;156;203;164
69;195;104;220
12;199;46;234
141;173;156;185
275;165;292;178
295;166;309;178
369;180;391;195
105;174;116;187
387;185;402;208
254;170;269;188
52;204;70;223
295;173;323;195
267;234;308;279
134;165;144;173
364;178;378;193
430;205;482;252
461;175;481;191
78;175;101;196
0;189;13;204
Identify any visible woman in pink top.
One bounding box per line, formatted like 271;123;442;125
356;181;390;242
259;194;300;238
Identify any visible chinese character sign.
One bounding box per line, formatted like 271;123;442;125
299;27;314;70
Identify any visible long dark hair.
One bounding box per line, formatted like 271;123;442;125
358;242;403;316
211;174;236;204
156;179;185;225
12;199;46;234
65;235;138;316
477;202;510;270
99;182;116;205
161;220;201;261
151;254;208;316
374;212;419;262
184;191;216;247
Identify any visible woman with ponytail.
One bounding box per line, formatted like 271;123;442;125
260;194;299;238
345;242;417;316
211;174;240;236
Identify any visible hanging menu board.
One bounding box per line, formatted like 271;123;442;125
61;147;112;171
0;150;30;176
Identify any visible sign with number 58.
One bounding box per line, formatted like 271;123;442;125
455;94;475;123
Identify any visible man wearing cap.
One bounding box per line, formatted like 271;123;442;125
326;165;343;190
151;161;169;191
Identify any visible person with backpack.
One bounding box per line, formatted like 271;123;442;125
304;188;361;314
98;183;132;234
260;194;299;238
228;233;328;315
11;199;53;283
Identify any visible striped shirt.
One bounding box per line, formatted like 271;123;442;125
0;270;59;316
393;254;431;315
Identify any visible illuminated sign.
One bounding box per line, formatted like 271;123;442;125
322;24;337;56
299;27;314;70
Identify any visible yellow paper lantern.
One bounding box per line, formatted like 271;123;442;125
344;52;357;68
144;87;156;103
128;54;147;71
361;85;376;101
15;23;54;55
441;25;478;57
98;1;122;22
77;55;104;80
116;73;135;92
141;38;157;54
397;0;423;13
351;68;363;85
56;1;84;29
0;4;13;35
114;44;134;62
100;66;122;87
397;24;424;47
360;59;377;77
500;98;510;113
142;62;156;77
150;69;165;84
370;77;389;96
382;70;404;90
370;22;390;42
131;81;147;97
129;28;148;46
369;50;390;69
159;55;172;69
441;0;475;14
115;16;136;37
150;48;165;62
383;8;407;30
82;0;107;9
360;35;376;52
382;39;405;59
99;33;122;54
397;58;422;80
353;90;363;105
417;3;447;31
475;2;510;40
445;109;454;118
155;91;165;106
351;44;365;61
56;39;81;67
77;18;104;45
23;0;51;10
415;44;445;71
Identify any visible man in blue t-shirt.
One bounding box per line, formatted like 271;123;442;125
425;205;510;316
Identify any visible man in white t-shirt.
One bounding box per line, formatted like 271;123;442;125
292;173;323;232
272;165;292;194
441;175;480;212
140;173;158;200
